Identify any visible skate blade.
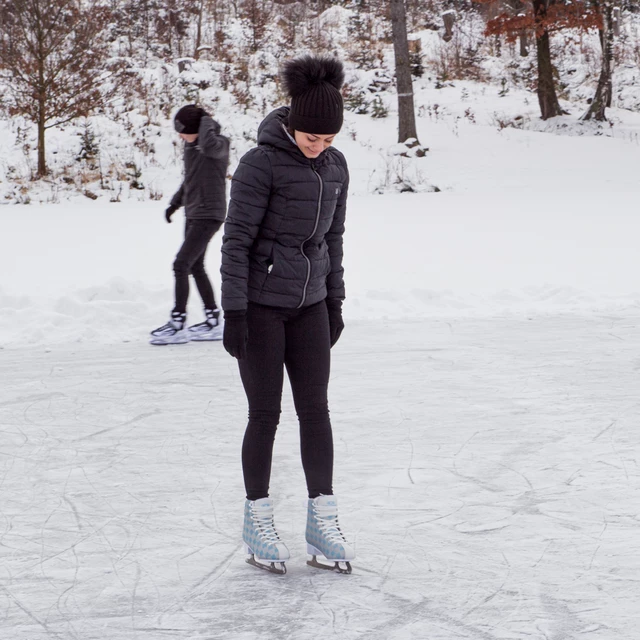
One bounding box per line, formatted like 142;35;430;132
246;555;287;575
188;333;223;342
307;555;352;574
149;334;189;345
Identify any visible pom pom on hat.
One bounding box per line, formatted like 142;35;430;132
281;55;345;135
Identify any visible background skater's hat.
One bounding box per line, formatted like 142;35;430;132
174;105;205;135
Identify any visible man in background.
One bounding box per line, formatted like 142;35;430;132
150;105;230;345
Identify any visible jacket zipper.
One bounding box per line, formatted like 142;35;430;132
298;165;323;308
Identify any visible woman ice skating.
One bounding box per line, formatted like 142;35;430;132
221;54;355;574
150;105;230;345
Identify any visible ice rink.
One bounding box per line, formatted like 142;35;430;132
2;316;638;639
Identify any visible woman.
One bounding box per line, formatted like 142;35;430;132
221;55;354;574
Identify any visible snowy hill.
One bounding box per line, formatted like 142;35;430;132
2;5;640;204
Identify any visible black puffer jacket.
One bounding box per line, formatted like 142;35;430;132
170;116;230;221
221;107;349;311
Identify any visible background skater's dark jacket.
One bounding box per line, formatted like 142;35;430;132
170;116;230;221
221;106;349;311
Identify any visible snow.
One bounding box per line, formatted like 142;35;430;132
2;188;640;346
2;62;640;639
2;102;640;346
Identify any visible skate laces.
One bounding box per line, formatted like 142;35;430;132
251;506;281;545
313;503;347;544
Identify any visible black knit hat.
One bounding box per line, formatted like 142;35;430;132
174;105;204;135
281;55;345;135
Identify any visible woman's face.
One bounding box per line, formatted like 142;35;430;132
294;131;336;159
179;133;199;143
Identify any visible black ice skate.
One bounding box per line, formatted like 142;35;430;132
149;312;188;345
188;308;223;342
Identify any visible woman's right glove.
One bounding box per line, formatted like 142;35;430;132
223;310;248;359
326;299;344;348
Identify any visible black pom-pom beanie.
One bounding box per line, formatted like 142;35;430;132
281;55;345;135
174;105;203;135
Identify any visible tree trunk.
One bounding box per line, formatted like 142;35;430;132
533;0;564;120
390;0;420;144
37;99;47;176
442;10;455;42
519;30;529;57
37;39;47;177
612;6;620;37
581;2;614;122
194;0;204;59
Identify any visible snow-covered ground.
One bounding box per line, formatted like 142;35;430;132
2;94;640;347
2;86;640;638
1;187;640;348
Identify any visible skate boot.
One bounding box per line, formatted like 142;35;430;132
188;308;223;342
149;312;188;345
243;498;290;575
306;495;355;574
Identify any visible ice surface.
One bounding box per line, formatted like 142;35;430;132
1;317;638;639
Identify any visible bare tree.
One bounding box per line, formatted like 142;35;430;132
483;0;567;119
390;0;422;147
0;0;114;176
532;0;564;119
581;0;614;121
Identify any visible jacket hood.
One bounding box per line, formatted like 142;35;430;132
257;106;296;150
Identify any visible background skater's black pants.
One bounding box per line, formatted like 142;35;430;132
239;301;334;501
172;219;222;315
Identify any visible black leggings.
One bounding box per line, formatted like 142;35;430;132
239;301;333;501
172;219;222;314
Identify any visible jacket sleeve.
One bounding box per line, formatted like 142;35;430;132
326;163;348;302
170;183;184;208
221;148;272;311
198;116;230;161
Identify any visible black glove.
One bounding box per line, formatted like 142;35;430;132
165;204;178;223
223;310;248;360
326;299;344;348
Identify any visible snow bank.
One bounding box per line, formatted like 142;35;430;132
2;186;639;347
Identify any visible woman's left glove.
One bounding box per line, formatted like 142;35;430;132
326;299;344;348
223;310;248;359
165;204;178;223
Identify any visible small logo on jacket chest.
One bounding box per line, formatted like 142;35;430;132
335;187;340;195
